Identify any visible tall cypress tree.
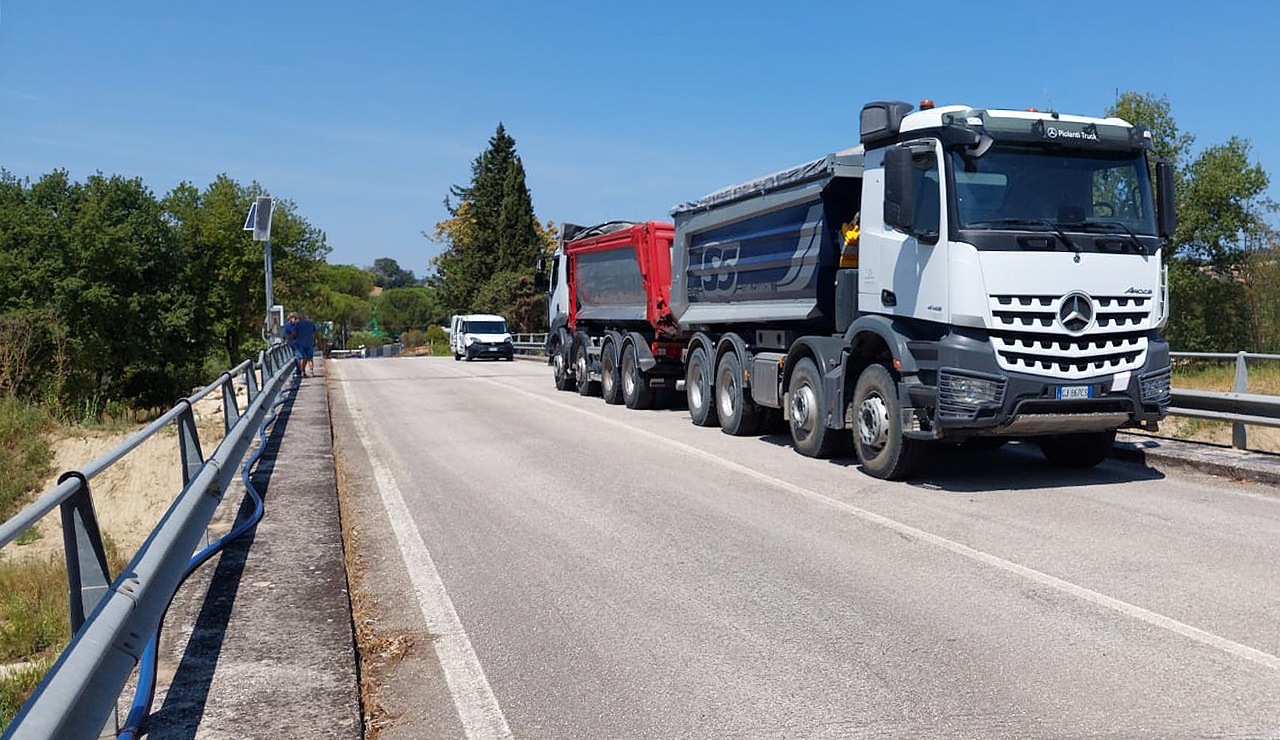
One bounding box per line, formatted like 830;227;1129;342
496;157;542;274
434;123;546;319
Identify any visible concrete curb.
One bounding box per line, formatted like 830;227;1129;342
150;362;361;739
1114;433;1280;487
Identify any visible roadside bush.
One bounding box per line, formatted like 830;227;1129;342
400;330;429;349
348;331;387;349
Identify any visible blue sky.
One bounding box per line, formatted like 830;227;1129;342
2;1;1278;279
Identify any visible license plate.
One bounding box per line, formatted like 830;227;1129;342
1056;385;1093;400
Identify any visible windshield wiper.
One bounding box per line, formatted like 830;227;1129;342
1059;220;1148;254
966;218;1080;255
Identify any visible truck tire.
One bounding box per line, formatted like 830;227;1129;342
621;343;655;410
454;351;461;361
552;333;576;392
600;342;623;405
715;350;763;436
852;364;922;480
686;346;718;427
1038;430;1116;468
788;357;841;458
574;336;598;397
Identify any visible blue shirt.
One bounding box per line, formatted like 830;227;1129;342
292;319;316;349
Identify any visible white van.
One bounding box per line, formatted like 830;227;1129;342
449;314;514;361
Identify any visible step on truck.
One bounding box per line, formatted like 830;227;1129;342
543;100;1175;479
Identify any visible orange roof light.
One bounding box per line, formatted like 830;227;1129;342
919;99;935;111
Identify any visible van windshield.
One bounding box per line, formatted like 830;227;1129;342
465;321;507;334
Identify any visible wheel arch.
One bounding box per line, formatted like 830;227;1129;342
714;332;752;388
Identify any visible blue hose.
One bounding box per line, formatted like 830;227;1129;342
117;376;298;739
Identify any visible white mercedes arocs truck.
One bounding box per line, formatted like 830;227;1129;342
548;100;1175;479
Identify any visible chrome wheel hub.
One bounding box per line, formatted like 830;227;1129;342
858;394;890;449
791;384;817;434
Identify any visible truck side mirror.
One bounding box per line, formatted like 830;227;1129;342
534;256;549;291
883;146;916;234
1156;161;1177;239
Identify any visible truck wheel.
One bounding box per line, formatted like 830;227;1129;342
621;343;654;410
600;342;623;405
1038;430;1116;468
788;357;839;458
552;335;576;392
852;364;921;480
574;337;598;397
715;350;762;436
453;351;461;361
686;346;718;427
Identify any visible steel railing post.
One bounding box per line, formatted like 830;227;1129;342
1233;351;1248;449
222;376;240;435
57;473;112;633
176;403;204;487
246;361;260;403
56;471;120;737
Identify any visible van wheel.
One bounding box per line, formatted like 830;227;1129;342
1038;430;1115;468
852;364;922;480
574;336;598;396
552;333;576;392
621;343;654;410
600;342;623;405
686;346;718;427
715;350;763;436
454;352;461;361
788;357;839;458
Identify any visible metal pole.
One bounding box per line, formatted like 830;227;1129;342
264;238;274;342
1232;351;1248;449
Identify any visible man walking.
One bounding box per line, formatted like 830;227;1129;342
287;312;317;377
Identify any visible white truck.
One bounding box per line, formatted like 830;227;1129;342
545;100;1174;479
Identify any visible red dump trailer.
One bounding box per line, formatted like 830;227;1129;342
548;221;685;408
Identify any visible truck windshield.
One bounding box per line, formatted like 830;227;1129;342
949;145;1156;235
465;321;507;334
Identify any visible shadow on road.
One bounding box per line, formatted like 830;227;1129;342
754;433;1165;492
145;381;297;740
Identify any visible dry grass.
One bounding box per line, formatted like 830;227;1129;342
1161;360;1280;452
1172;358;1280;395
0;532;129;725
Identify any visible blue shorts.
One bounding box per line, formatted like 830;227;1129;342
294;344;314;360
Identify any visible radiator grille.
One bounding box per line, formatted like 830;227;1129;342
988;294;1152;380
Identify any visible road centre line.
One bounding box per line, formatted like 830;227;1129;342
339;378;514;740
483;373;1280;673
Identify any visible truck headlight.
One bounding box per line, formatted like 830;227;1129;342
465;336;477;346
939;370;1006;418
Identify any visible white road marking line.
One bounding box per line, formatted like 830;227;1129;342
488;375;1280;673
339;378;514;740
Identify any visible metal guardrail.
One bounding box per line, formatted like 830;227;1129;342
1168;351;1280;450
0;343;297;740
512;333;547;356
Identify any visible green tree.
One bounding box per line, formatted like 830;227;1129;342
163;175;328;363
374;287;444;334
311;263;374;350
430;124;551;324
370;257;418;289
1108;92;1277;351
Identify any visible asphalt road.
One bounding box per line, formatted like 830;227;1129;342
329;355;1280;740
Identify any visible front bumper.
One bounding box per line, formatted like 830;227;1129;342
904;328;1171;438
466;342;514;359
